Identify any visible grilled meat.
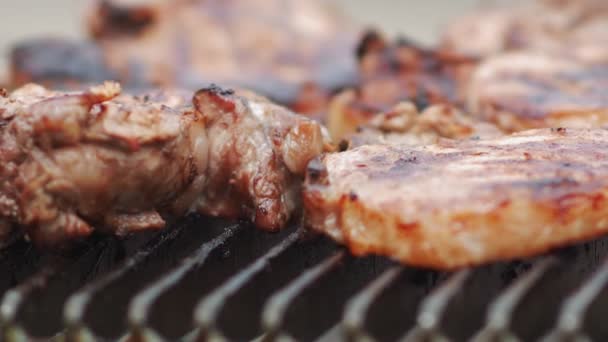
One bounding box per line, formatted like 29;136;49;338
0;81;329;246
193;86;331;230
9;0;358;113
442;0;608;58
468;48;608;132
84;0;358;107
327;31;477;141
347;102;502;148
1;82;207;247
304;128;608;269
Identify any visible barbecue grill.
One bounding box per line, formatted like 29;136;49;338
1;215;608;341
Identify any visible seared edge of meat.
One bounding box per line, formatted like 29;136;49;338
192;85;331;230
304;128;608;269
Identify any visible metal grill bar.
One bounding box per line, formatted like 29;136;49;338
63;224;187;340
127;224;239;334
1;266;57;340
1;237;115;340
0;217;606;340
262;251;345;340
402;269;470;341
546;257;608;341
194;227;304;340
473;258;556;341
342;266;403;341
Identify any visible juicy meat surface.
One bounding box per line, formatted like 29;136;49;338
468;48;608;132
193;86;331;230
1;82;207;246
347;102;503;148
327;31;477;141
82;0;359;107
442;0;608;58
304;128;608;269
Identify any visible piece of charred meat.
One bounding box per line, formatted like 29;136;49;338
346;102;502;149
442;0;608;58
192;85;331;230
304;128;608;269
80;0;359;110
1;82;207;247
326;31;477;141
468;48;608;132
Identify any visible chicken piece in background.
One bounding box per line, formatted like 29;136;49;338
442;0;608;58
326;31;477;141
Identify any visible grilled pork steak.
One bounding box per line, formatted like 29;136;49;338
304;128;608;269
468;48;608;132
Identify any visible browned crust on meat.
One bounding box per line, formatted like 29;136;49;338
304;128;608;269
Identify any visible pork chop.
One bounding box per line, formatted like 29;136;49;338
304;128;608;269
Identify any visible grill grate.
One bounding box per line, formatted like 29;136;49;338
1;215;608;341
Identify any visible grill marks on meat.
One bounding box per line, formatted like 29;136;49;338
192;86;331;230
1;82;208;247
304;128;608;269
327;31;477;141
468;49;608;132
442;0;608;58
346;102;503;149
